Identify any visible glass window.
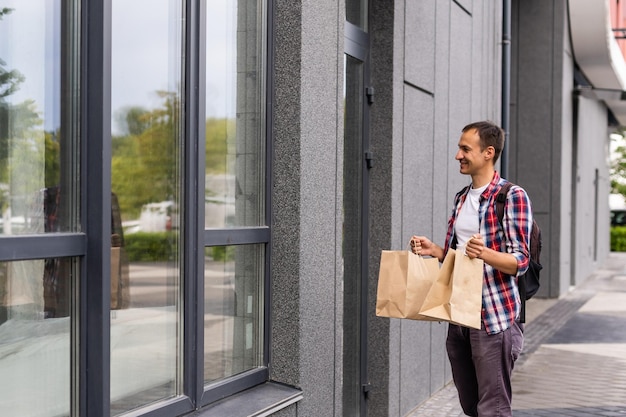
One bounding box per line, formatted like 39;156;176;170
342;54;365;416
0;258;77;416
346;0;368;31
0;4;80;416
205;0;266;228
110;0;184;413
204;0;267;390
204;244;264;384
0;1;80;235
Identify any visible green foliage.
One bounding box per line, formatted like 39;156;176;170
111;93;181;220
112;141;147;219
0;76;28;186
611;139;626;195
210;245;235;262
0;9;23;102
124;232;178;262
112;104;235;220
0;8;30;211
611;227;626;252
0;65;23;100
114;106;150;137
205;118;234;174
611;129;626;197
0;8;13;19
4;101;45;204
45;131;60;187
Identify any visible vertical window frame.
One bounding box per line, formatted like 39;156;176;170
81;0;112;414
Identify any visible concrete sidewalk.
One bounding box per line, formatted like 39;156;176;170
406;252;626;417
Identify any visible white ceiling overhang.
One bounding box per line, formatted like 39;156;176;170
569;0;626;126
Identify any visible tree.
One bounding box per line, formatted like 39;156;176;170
0;7;25;210
205;117;234;174
0;58;23;100
611;130;626;197
111;92;181;220
114;106;150;137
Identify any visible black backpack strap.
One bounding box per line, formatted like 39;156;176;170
451;185;471;249
495;182;513;226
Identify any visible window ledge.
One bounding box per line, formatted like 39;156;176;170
191;382;302;417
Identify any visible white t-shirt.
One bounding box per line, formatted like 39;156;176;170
455;184;488;248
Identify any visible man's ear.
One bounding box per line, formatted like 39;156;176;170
484;146;495;161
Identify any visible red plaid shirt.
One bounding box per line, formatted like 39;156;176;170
444;172;532;334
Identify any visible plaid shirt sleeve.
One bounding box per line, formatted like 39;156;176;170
501;185;533;277
481;180;533;334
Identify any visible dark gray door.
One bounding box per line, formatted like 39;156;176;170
343;20;371;417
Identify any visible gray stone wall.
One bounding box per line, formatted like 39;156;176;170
271;0;303;391
270;0;344;416
510;0;568;298
297;0;343;415
369;1;504;415
269;0;612;416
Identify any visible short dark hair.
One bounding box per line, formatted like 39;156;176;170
462;120;505;163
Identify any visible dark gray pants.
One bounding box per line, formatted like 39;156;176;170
446;322;524;417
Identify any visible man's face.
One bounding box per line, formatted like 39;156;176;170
455;128;489;175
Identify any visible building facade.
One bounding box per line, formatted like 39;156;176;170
0;0;620;416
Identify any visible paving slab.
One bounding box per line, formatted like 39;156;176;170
406;253;626;417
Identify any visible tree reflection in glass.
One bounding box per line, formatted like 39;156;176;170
109;0;183;414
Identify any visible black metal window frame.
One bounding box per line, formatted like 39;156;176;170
0;0;273;416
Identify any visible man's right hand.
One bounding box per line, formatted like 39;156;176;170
410;235;443;262
410;236;431;255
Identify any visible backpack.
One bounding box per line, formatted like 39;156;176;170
495;182;543;323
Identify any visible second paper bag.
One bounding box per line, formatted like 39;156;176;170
419;249;484;329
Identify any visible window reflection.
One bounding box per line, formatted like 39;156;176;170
346;0;368;31
342;54;365;416
205;0;265;228
0;1;80;236
204;0;267;386
110;0;183;414
0;258;75;416
204;245;264;383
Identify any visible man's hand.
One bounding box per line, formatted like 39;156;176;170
465;233;519;275
410;236;444;262
465;233;484;259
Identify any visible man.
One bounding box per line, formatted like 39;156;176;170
411;120;532;416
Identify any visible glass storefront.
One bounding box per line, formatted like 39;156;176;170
0;0;269;415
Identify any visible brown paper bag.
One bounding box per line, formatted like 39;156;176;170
111;247;121;310
376;250;441;320
419;249;484;329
